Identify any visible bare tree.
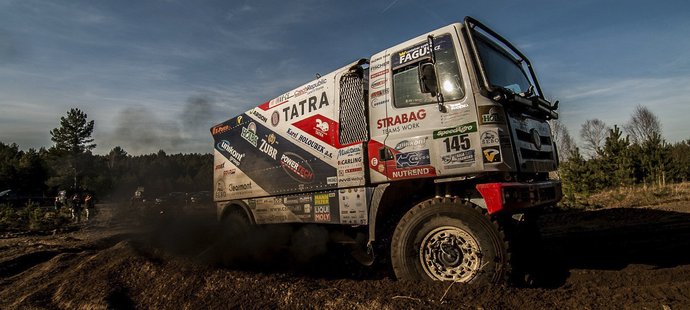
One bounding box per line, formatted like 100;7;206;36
549;120;576;162
580;119;608;158
624;105;662;144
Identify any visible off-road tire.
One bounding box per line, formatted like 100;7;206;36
391;197;510;283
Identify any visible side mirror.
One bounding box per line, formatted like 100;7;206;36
419;63;438;96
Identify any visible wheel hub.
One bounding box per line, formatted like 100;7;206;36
420;226;481;282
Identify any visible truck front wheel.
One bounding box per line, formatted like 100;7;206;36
391;198;509;283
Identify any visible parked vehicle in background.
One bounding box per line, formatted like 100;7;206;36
0;189;52;207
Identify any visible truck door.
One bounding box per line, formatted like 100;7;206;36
368;31;477;182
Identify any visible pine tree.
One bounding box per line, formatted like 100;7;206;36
668;140;690;182
50;108;96;155
639;133;671;187
598;125;633;187
48;108;96;190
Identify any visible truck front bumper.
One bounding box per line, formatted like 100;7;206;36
476;181;562;215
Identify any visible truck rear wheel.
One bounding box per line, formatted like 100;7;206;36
391;198;509;283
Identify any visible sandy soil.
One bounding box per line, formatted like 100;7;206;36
1;201;689;309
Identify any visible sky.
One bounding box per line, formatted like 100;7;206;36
1;0;689;155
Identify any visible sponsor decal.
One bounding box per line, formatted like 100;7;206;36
370;157;379;166
314;193;329;205
391;167;434;179
395;150;431;168
392;34;451;68
377;109;426;129
371;78;386;89
211;124;230;136
283;196;299;205
314;204;331;222
271;111;280;127
216;140;246;166
293;78;327;97
228;182;252;192
371;69;389;79
241;122;259;147
314;118;329;137
214;162;225;170
449;102;469;111
223;169;236;176
249;109;268;123
282;92;329;122
338;157;363;165
297;134;332;158
370;60;390;70
287;128;333;158
290;115;339;153
280;152;315;183
258;138;278;159
442;150;475;169
371;98;389;109
482;147;502;163
370;88;388;100
370;54;386;63
267;133;277;144
338;146;361;157
478;106;505;124
433;122;478;139
480;130;500;145
344;167;362;173
327;176;338;185
260;92;293;110
394;137;428;151
397;44;440;66
215;180;226;199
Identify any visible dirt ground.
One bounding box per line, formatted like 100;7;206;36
1;201;689;309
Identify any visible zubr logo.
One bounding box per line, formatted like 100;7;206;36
280;152;315;183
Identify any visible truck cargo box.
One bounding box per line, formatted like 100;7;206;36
211;60;369;202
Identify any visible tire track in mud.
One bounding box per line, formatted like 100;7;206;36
1;204;690;309
0;233;136;279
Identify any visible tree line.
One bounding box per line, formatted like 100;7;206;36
551;105;690;203
1;108;212;202
2;106;688;205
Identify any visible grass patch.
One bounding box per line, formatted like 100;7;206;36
558;182;690;210
0;202;72;233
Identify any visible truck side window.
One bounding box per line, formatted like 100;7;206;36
391;34;464;108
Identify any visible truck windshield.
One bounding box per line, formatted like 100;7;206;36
474;35;532;95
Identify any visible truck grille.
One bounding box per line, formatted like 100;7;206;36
508;119;557;172
520;148;554;160
515;129;551;146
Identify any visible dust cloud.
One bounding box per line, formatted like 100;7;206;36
103;94;225;154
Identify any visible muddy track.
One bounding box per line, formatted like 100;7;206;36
1;203;689;309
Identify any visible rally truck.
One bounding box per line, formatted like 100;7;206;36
210;17;561;283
